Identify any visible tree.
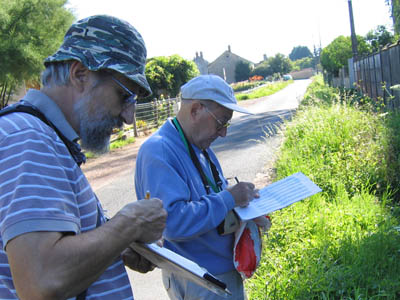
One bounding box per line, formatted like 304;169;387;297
289;46;313;61
0;0;75;108
145;55;199;99
291;57;314;71
320;35;370;76
365;25;396;52
252;54;292;78
268;53;292;75
235;61;251;82
386;0;400;34
251;61;271;78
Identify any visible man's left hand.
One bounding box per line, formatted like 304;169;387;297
121;246;156;273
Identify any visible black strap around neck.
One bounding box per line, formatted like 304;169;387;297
172;117;222;194
0;104;86;166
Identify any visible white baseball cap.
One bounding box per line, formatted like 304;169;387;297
180;75;253;115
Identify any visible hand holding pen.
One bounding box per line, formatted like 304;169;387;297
227;177;259;208
144;190;164;247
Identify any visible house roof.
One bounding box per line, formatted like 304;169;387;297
208;50;254;68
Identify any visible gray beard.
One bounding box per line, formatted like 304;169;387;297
74;96;123;154
80;116;122;154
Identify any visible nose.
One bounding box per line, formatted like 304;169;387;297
120;103;136;124
218;126;228;137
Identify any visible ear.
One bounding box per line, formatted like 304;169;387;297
190;101;204;121
69;61;91;93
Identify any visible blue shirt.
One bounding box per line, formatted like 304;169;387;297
135;119;236;275
0;90;133;299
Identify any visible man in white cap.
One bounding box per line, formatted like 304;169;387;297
135;75;259;299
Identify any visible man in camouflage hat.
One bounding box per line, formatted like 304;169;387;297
0;15;167;300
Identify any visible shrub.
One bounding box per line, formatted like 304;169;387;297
231;81;263;92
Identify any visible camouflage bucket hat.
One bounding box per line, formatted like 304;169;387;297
45;15;152;97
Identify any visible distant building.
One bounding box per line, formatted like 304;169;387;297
193;52;209;75
193;45;254;84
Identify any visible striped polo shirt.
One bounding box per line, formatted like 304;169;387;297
0;90;133;299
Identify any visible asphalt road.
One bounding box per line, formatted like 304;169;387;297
91;79;311;300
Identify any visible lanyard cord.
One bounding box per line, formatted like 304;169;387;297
172;117;222;194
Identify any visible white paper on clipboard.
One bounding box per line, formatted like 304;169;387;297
234;172;322;221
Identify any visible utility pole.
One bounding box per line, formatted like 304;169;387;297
348;0;358;60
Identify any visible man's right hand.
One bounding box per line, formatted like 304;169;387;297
117;198;167;244
227;182;259;208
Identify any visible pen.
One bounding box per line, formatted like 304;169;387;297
234;177;239;184
145;190;150;200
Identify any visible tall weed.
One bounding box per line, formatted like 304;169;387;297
276;103;388;198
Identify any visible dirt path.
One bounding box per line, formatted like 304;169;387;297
81;135;149;190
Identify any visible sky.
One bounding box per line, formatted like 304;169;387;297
65;0;393;64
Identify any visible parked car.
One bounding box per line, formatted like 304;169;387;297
283;74;293;81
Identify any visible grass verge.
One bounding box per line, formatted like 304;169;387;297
246;75;400;299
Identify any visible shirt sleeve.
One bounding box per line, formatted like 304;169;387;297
135;139;235;241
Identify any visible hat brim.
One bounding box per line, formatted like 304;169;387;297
106;66;152;98
218;102;254;115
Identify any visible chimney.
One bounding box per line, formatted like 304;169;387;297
200;51;203;58
195;52;198;58
263;54;267;61
228;45;231;52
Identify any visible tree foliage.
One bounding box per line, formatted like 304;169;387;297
251;61;270;78
144;55;199;99
291;57;314;71
235;61;251;82
289;45;313;61
251;53;292;78
320;35;371;76
268;53;292;75
0;0;74;108
365;25;397;52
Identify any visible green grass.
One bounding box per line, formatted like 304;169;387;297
236;80;293;101
84;135;136;159
109;136;135;150
246;75;400;299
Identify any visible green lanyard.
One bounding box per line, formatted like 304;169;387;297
172;117;222;193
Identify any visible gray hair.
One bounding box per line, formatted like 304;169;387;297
41;61;108;88
41;61;73;87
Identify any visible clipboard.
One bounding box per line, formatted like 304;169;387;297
130;242;231;298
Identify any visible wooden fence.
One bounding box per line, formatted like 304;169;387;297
331;42;400;110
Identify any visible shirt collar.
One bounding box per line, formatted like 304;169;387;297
22;89;79;142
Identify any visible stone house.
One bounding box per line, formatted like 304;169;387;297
193;46;254;84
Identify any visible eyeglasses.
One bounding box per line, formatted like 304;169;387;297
110;76;138;107
203;105;231;131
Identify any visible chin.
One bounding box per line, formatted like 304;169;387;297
81;135;111;154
